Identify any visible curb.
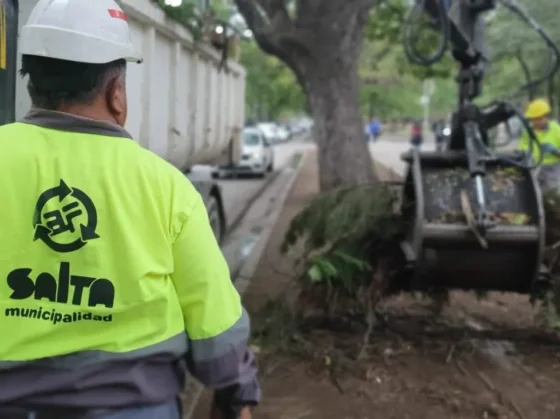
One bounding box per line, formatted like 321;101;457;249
182;149;309;419
225;170;281;238
224;133;311;238
234;149;308;296
374;159;404;182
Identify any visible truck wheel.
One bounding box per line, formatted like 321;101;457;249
207;194;225;244
268;160;274;172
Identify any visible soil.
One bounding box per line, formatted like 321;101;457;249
194;150;560;419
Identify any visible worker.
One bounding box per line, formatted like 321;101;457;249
0;1;259;419
519;98;560;192
368;118;382;142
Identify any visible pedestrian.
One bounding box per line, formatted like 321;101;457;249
519;98;560;192
0;1;258;419
369;118;382;142
410;120;423;150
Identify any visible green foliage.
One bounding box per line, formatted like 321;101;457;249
483;0;560;107
156;0;205;40
365;1;407;45
281;184;402;301
155;0;234;41
359;0;457;119
359;45;457;119
241;41;305;120
306;251;372;293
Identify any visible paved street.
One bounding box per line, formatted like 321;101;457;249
182;138;315;417
189;135;313;230
369;138;411;177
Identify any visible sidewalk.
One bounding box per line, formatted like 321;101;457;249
369;138;410;178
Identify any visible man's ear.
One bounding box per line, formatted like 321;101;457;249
106;75;127;126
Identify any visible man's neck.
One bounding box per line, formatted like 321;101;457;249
537;122;550;132
54;105;117;125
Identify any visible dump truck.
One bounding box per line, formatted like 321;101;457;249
0;0;246;243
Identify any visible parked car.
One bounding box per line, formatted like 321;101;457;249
276;125;290;142
257;122;280;144
239;126;274;177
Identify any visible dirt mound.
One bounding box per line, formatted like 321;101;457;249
245;150;560;419
192;149;560;418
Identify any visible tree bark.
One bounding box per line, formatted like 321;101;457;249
302;56;377;190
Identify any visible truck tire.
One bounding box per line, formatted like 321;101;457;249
206;194;225;244
267;160;274;172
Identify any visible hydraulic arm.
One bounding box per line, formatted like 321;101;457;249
398;0;560;295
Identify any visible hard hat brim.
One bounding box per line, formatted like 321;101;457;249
20;26;143;65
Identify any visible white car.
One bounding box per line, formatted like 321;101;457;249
257;122;280;144
239;127;274;177
276;125;290;142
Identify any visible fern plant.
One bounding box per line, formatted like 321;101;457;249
282;183;403;316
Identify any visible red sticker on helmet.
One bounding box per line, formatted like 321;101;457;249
108;9;127;21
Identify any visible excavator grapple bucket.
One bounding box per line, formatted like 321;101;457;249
399;150;546;294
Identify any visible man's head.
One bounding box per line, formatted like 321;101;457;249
21;56;128;126
19;0;142;126
525;99;551;131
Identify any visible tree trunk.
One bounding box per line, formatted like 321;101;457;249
303;57;377;191
234;0;377;191
292;3;377;192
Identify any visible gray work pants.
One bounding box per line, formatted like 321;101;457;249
94;400;181;419
25;400;181;419
538;162;560;192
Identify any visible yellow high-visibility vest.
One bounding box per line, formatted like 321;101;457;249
0;111;242;364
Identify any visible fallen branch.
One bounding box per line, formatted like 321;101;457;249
357;298;375;360
445;344;456;364
477;371;527;419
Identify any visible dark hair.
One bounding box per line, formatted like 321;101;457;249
20;56;126;110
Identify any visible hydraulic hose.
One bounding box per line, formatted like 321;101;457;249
499;0;560;98
402;0;449;66
401;0;559;171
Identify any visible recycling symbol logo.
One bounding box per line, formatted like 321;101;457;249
32;180;100;253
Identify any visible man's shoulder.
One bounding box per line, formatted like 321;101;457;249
0;122;30;134
136;147;184;177
135;147;198;198
550;120;560;133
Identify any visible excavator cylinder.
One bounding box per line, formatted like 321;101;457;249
399;150;545;293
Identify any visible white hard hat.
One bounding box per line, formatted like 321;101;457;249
20;0;142;64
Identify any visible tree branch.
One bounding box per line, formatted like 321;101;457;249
256;0;292;28
360;76;400;85
235;0;311;56
514;48;534;99
368;44;393;69
234;0;282;54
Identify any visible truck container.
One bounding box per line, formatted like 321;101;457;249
0;0;247;242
